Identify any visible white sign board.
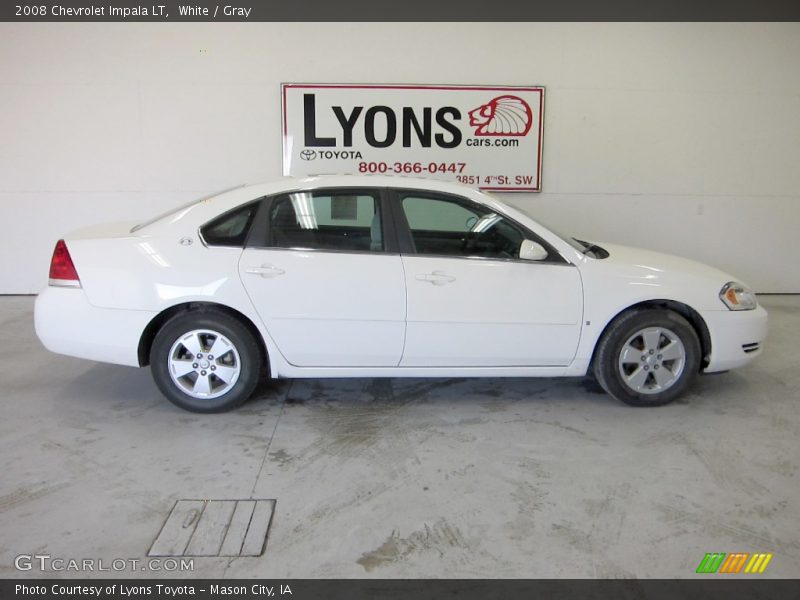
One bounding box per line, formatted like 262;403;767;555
282;84;544;192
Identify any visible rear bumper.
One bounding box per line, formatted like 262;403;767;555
35;286;156;367
700;304;768;373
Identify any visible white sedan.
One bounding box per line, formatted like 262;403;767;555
35;176;767;412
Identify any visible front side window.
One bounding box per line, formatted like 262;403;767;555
269;191;383;252
401;194;527;260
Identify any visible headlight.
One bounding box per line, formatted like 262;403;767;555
719;281;757;310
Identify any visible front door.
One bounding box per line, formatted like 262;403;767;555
395;191;583;367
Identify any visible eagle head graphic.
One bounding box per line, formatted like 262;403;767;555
468;95;533;136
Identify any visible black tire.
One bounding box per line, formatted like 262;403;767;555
592;308;701;407
150;309;264;413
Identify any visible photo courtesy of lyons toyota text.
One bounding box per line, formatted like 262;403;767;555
1;4;798;595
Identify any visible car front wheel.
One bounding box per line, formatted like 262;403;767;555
593;308;701;407
150;309;263;413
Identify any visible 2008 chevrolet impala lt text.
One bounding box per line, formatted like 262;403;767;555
34;176;768;412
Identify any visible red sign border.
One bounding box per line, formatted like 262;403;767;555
281;83;545;193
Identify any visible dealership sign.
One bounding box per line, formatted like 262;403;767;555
282;84;544;192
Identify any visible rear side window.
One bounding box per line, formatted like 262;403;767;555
268;191;383;252
200;202;258;247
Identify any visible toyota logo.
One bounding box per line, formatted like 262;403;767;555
300;149;317;161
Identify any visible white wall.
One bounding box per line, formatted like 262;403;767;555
1;22;798;293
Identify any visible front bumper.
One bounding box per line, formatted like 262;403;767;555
35;286;156;367
700;304;768;373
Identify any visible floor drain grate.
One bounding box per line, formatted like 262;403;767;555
148;499;275;557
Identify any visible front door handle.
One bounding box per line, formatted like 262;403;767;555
245;264;285;279
415;271;456;286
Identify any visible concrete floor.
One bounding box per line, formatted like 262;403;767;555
0;295;798;579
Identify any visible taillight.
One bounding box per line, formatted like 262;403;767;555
48;239;81;287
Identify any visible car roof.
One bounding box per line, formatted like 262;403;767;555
136;175;498;234
242;174;482;196
129;175;581;263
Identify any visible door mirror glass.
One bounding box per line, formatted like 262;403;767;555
519;239;548;261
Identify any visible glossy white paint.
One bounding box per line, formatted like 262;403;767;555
697;307;768;372
34;175;767;381
400;256;582;367
239;248;406;367
35;287;154;367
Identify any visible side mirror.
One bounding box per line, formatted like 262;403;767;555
519;239;548;261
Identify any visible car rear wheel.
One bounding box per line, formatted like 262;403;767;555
150;309;263;412
593;308;701;407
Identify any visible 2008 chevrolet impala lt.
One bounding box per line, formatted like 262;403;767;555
35;176;768;412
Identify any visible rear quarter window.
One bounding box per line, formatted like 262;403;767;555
200;202;259;247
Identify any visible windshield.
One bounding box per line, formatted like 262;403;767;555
538;221;588;252
482;191;586;252
130;185;245;233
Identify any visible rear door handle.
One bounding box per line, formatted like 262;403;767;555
245;264;285;278
415;271;456;286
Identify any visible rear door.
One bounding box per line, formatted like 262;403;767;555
239;188;406;367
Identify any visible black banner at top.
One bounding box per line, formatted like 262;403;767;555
2;0;800;22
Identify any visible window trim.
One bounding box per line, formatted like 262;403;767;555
246;187;398;254
198;199;262;248
388;188;570;265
